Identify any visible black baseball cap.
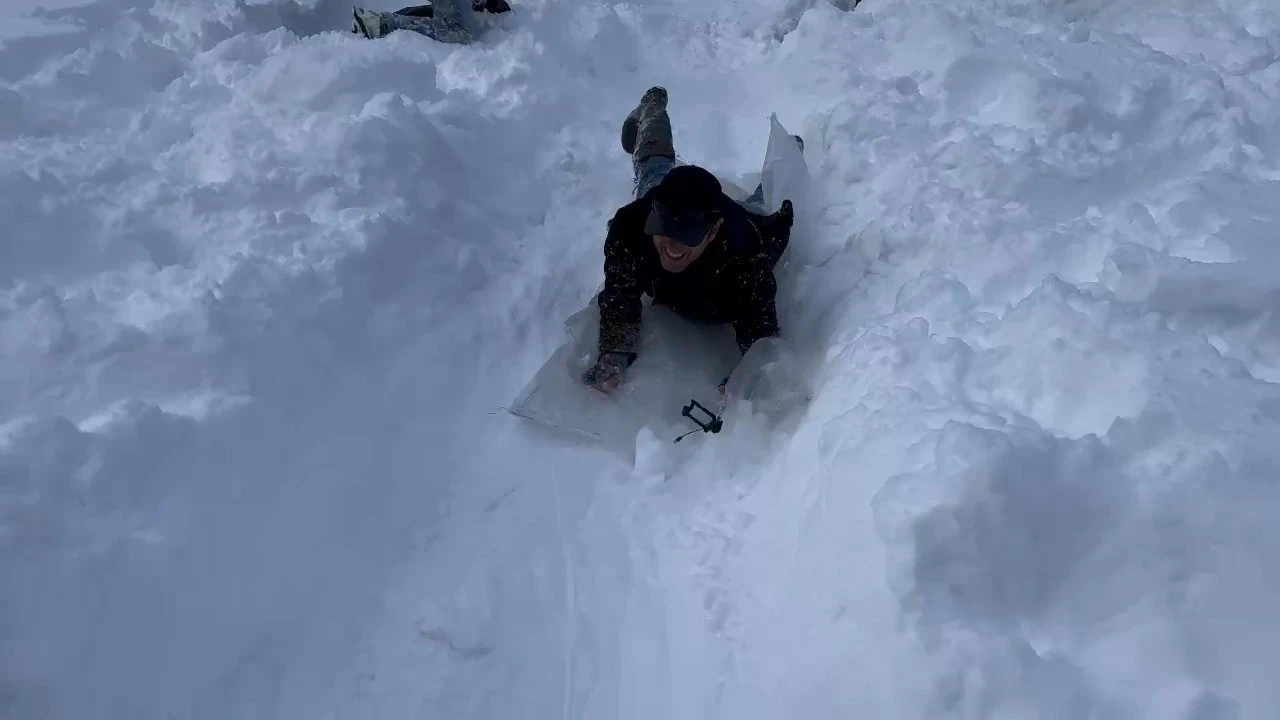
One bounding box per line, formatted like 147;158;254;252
644;165;724;247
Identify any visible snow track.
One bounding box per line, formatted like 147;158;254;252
2;0;1279;718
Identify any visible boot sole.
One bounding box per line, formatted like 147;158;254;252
621;117;638;154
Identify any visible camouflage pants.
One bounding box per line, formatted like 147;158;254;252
628;104;772;214
364;1;477;44
632;156;675;200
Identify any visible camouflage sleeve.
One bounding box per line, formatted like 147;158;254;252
733;258;780;355
596;217;644;364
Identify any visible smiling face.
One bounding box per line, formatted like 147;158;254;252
653;218;723;272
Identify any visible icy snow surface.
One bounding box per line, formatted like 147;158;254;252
3;0;1280;717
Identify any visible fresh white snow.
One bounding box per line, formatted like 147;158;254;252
3;0;1280;718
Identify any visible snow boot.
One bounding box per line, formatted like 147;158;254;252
352;7;383;38
620;86;674;161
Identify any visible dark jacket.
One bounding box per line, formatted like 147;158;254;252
596;187;791;365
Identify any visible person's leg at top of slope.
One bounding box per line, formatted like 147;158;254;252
583;86;796;396
351;0;511;44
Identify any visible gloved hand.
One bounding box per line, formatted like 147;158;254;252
583;352;629;394
772;199;794;237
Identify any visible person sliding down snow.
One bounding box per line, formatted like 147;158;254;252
351;0;511;44
584;86;797;396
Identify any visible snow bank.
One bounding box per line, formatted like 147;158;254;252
1;1;621;716
3;0;1280;718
